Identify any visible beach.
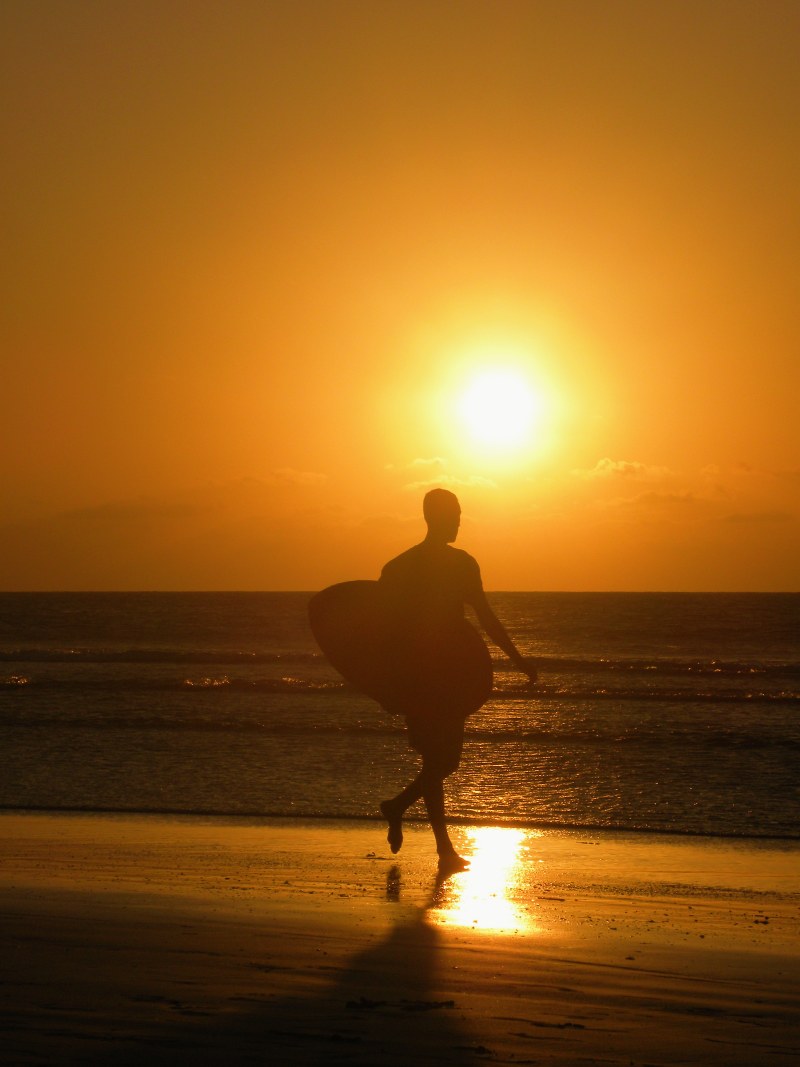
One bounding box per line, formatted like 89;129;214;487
2;812;798;1065
2;590;798;1065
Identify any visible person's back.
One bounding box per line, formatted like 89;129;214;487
379;540;480;632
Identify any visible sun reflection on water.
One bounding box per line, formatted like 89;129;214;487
430;827;538;933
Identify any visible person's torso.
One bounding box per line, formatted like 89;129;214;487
379;542;480;630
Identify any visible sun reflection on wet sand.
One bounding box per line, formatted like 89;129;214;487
430;827;540;933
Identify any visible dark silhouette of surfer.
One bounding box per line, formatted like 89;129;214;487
379;488;537;873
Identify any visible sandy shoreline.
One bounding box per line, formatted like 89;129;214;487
1;812;798;1065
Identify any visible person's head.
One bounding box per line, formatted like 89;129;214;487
423;488;461;543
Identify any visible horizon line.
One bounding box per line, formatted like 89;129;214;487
1;589;797;596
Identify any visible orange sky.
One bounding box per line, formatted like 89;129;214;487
2;1;798;591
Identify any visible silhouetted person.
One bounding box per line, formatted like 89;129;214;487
379;488;536;872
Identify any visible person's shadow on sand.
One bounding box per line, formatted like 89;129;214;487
92;866;479;1066
308;865;478;1062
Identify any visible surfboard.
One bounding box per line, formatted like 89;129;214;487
308;580;492;719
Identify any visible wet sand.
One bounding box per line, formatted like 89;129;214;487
1;812;798;1064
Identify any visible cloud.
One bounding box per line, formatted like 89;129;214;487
403;474;497;492
403;475;499;490
607;490;697;511
719;463;800;486
0;475;341;590
386;457;500;494
637;491;696;507
695;463;800;508
56;499;212;522
408;457;447;470
385;457;447;473
573;458;671;480
721;510;795;524
268;468;326;486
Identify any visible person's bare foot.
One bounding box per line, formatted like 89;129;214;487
380;800;403;854
437;849;470;874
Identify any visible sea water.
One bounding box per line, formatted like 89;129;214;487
0;592;797;838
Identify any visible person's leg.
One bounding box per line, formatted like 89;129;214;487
380;714;430;853
380;772;424;853
419;766;468;871
381;715;467;866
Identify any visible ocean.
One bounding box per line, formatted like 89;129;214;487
1;592;797;839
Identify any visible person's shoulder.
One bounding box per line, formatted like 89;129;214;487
447;546;479;570
446;546;482;589
380;542;424;576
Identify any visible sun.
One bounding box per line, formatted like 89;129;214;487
457;367;543;453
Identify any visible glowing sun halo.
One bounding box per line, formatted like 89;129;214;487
458;368;542;452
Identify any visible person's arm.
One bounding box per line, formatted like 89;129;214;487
469;588;538;684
